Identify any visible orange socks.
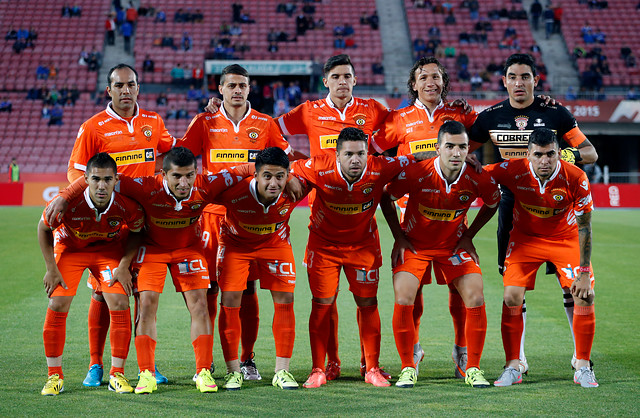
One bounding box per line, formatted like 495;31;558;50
192;334;214;372
449;290;467;348
501;303;523;364
239;292;259;362
135;335;156;373
465;304;487;370
573;305;595;361
219;305;241;362
88;297;110;366
309;301;332;370
108;308;131;376
412;293;424;345
207;292;218;333
273;303;295;358
357;305;381;371
43;308;67;378
326;299;340;364
393;304;415;369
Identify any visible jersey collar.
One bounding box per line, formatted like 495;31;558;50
162;178;193;211
84;187;115;222
434;157;467;193
528;160;561;193
325;94;354;121
106;102;139;134
219;101;252;133
249;178;282;213
336;158;367;191
414;99;444;123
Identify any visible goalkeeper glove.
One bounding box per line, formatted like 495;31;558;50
560;147;582;164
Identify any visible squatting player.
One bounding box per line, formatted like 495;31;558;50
39;153;144;395
487;128;598;388
469;53;598;374
380;121;500;389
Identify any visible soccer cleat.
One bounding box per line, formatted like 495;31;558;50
518;358;529;375
465;367;490;388
82;364;103;387
272;369;299;390
223;371;244;391
108;372;133;393
493;367;522;387
41;374;64;396
193;361;216;382
452;345;468;379
325;361;341;381
303;368;327;388
240;353;262;381
574;366;599;388
365;367;391;387
154;365;168;384
195;369;218;393
414;343;425;375
571;355;594;371
360;363;392;380
135;370;157;394
395;367;417;388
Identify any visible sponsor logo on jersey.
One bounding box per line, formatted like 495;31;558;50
499;147;528;159
210;149;259;163
231;195;249;204
141;125;153;139
141;113;157;119
326;199;374;214
497;123;511;128
520;203;566;218
210;128;228;133
237;209;256;214
405;120;424;128
533;118;545;127
320;134;339;149
418;204;465;221
71;217;91;221
246;127;260;142
250;115;268;121
319;169;335;176
409;138;438;153
70;228;118;240
324;184;343;191
318;116;336;121
515;116;529;130
110;148;155;166
98;118;113;126
354;113;367;126
239;221;284;235
150;216;200;228
104;130;123;137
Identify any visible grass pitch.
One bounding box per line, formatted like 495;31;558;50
0;207;638;416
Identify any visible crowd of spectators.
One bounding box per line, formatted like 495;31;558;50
5;25;38;54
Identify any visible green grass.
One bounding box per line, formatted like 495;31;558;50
0;207;638;416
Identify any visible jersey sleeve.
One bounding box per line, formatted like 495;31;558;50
370;110;399;154
41;205;60;230
178;114;205;156
370;98;392;130
290;157;318;187
573;170;593;216
115;175;149;199
68;121;97;180
123;199;145;232
276;102;307;136
468;111;490;144
379;154;414;183
461;108;479;130
266;118;292;153
156;115;175;153
385;168;412;200
477;170;501;208
200;169;249;202
483;161;511;187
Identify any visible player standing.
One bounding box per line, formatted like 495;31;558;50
486;129;598;388
39;153;144;395
468;53;598;374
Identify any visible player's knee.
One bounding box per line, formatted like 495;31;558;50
92;292;106;303
354;295;377;307
503;292;523;307
394;291;415;306
108;295;130;311
208;282;219;294
466;293;484;308
48;297;71;312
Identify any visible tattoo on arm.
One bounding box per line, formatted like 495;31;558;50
413;151;437;161
576;211;592;267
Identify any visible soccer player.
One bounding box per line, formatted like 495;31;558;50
68;63;175;386
214;147;309;391
290;127;426;388
380;121;500;389
39;153;144;395
468;53;598;374
53;147;253;394
486;128;598;388
180;64;296;381
371;57;478;378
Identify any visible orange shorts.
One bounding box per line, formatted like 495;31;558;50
305;236;382;299
52;248;127;297
217;244;296;292
393;247;481;286
503;235;595;290
200;211;259;284
132;243;210;293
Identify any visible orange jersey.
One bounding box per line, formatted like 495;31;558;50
371;100;478;155
291;153;413;245
386;158;500;250
179;104;291;215
43;189;144;252
485;159;593;240
276;95;391;157
68;104;175;181
116;169;247;249
215;178;307;249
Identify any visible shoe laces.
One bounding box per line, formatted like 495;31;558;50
45;375;61;388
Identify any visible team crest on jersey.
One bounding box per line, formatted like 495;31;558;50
360;182;375;195
551;188;566;202
515;116;529;131
190;203;202;210
353;113;367;126
246;127;260;142
279;204;291;216
107;218;121;228
459;194;470;202
141;125;153;139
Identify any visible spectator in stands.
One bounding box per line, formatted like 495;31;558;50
5;26;17;40
232;3;243;22
268;28;278;43
161;33;177;50
625;52;636;68
621;46;632;60
504;25;517;39
88;47;102;71
143;56;154;72
41;103;51;119
239;11;256;24
71;4;82;17
442;1;453;12
48;104;64;125
369;11;379;30
69;85;80;106
192;66;204;89
552;3;563;34
435;43;445;58
181;32;193;51
171;63;185;85
543;5;554;39
165;104;178;119
414;0;428;8
297;14;310;35
459;32;470;44
470;72;483;91
486;60;501;75
626;87;639;100
12;38;27;54
413;38;426;57
8;158;19;182
286;81;302;107
36;64;50;80
0;97;12;113
155;10;166;22
458;66;470;82
572;45;586;60
432;1;444;14
334;36;346;49
333;24;344;37
565;86;577;101
126;3;138;29
121;20;133;53
187;85;204;101
372;61;384;75
594;29;606;44
456;52;469;70
230;24;243;36
343;23;354;36
27;86;39;100
345;36;356;49
283;2;297;17
28;26;38;42
428;26;440;39
469;0;480;20
444;45;456;57
62;4;72;17
174;8;186;22
445;10;456;25
105;13;116;45
268;41;279;53
156;92;168;106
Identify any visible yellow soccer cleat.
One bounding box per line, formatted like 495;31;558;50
41;374;64;396
135;370;157;394
195;369;218;393
108;372;134;393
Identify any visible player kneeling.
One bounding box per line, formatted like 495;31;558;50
381;121;500;389
39;153;144;395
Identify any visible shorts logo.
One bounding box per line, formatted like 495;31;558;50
150;216;200;228
110;148;155;166
418;204;465;221
515;116;529;130
319;134;339;149
520;203;566;218
178;259;207;274
239;221;284;235
210;149;259;163
353;113;367;126
355;269;379;283
141;125;153;139
448;252;474;266
246;127;260;142
326;199;373;214
267;261;295;276
409;138;437;154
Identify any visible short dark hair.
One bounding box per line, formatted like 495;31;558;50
528;128;558;149
336;127;367;151
437;120;468;144
107;63;139;87
220;64;249;85
504;53;537;76
255;147;289;172
408;56;450;105
86;152;117;174
163;147;197;171
323;54;355;77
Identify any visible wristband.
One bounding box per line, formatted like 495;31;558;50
578;266;591;273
